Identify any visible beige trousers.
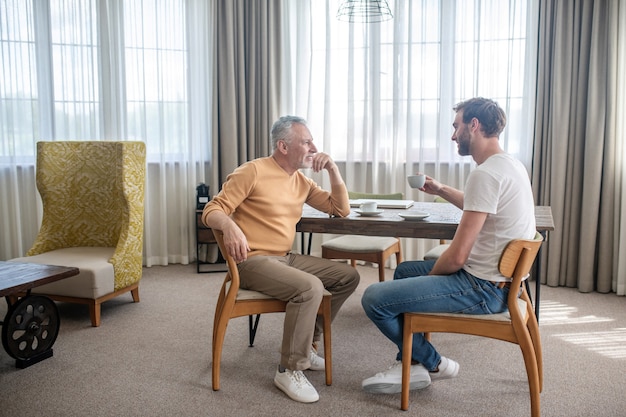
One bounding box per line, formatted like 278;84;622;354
238;253;360;371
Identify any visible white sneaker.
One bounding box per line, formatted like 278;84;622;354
362;361;431;394
274;368;319;403
308;347;325;371
429;356;459;381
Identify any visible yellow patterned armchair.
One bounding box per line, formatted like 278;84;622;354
10;141;146;326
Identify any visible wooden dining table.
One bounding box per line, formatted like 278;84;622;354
297;201;555;320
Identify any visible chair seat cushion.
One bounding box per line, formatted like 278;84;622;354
229;283;332;301
423;243;451;260
322;236;399;252
10;247;116;299
412;298;528;322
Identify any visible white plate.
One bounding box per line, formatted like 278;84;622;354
355;209;384;217
398;211;430;221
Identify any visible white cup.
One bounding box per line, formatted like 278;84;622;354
407;174;426;189
359;201;378;212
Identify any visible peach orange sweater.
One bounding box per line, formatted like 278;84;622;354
203;156;350;257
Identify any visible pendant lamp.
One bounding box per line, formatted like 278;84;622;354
337;0;393;23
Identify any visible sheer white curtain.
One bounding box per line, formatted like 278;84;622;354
0;0;215;265
281;0;539;259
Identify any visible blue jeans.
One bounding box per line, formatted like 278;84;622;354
361;260;509;371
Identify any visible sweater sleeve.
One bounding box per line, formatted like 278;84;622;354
304;178;350;217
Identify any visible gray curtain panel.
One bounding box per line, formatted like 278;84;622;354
532;0;620;293
211;0;282;190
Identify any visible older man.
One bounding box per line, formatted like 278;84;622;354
203;115;360;403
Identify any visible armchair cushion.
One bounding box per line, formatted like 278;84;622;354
11;247;115;299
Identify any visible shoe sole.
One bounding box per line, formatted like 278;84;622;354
363;379;431;394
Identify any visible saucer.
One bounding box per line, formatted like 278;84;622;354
355;209;384;217
398;211;429;221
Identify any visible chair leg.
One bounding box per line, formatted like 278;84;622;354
89;302;101;327
377;263;386;282
249;314;262;347
516;327;541;417
212;314;230;391
321;294;333;386
377;252;388;282
401;315;413;411
378;241;402;282
522;290;543;391
131;287;140;303
395;245;402;265
526;312;544;391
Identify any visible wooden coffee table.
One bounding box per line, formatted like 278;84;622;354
0;261;79;368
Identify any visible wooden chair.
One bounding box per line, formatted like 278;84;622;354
211;229;333;391
401;233;544;416
321;192;403;282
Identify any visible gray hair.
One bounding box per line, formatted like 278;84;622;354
270;115;308;150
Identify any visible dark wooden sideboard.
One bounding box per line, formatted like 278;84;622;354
195;210;227;273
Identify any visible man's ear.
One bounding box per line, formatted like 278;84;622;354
470;117;480;132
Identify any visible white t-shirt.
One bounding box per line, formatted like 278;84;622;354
462;153;536;281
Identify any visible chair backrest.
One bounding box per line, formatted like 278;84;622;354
28;141;146;289
499;232;543;279
211;228;238;292
348;191;403;200
498;232;543;307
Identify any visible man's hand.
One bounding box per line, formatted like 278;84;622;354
203;210;250;263
418;175;464;210
420;175;444;195
222;224;250;263
310;152;337;173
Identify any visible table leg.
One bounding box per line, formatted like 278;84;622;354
533;231;547;322
299;232;313;255
307;233;313;255
1;294;59;368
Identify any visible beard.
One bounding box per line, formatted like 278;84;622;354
457;140;470;156
455;125;471;156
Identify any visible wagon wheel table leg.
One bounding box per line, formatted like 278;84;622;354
1;295;60;368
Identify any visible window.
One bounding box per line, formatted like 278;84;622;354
297;0;536;168
0;0;188;160
124;0;187;156
1;0;39;157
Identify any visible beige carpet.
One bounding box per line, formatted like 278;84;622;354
1;262;625;417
